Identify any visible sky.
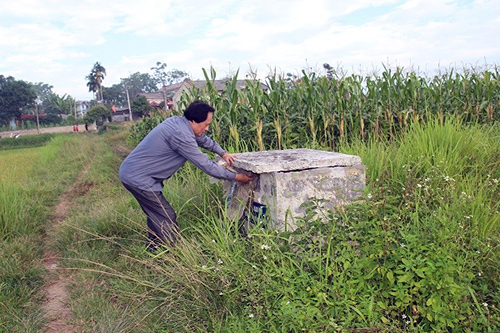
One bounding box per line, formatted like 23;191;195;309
0;0;499;101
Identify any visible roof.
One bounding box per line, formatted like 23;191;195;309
19;113;47;120
138;79;268;100
185;79;268;91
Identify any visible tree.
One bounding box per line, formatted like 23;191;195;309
121;72;158;98
30;82;54;105
102;84;125;107
150;62;189;111
86;62;106;102
46;93;74;115
151;62;169;111
0;75;36;125
131;96;154;117
83;105;111;125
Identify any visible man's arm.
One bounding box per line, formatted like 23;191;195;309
189;134;252;183
195;134;225;155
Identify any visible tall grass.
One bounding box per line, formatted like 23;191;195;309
0;134;101;332
61;119;500;331
135;119;497;331
0;148;43;239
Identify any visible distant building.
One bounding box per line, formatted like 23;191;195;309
138;79;268;110
111;107;142;122
77;101;91;117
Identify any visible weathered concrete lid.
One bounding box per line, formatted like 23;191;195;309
232;148;362;174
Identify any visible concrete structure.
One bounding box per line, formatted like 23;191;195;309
222;148;365;231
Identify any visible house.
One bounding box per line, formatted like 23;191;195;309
111;107;142;122
136;81;184;109
138;79;268;110
77;101;91;117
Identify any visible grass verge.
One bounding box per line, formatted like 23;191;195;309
49;118;499;331
0;134;102;332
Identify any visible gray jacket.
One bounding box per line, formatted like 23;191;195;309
119;116;236;191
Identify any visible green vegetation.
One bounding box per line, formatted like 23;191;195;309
0;133;55;150
0;64;498;331
83;105;112;125
131;66;499;151
0;134;102;331
7;119;491;332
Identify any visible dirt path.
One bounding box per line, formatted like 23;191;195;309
41;159;94;332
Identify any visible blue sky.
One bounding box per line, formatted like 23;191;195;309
0;0;498;101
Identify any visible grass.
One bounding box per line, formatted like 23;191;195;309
0;134;103;332
46;118;500;331
0;119;498;331
0;133;56;150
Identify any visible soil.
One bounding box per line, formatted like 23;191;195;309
40;158;95;332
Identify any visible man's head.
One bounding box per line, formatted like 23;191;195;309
184;100;215;137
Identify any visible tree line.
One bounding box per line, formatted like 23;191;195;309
0;61;189;128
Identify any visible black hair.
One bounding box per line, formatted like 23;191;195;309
184;100;215;123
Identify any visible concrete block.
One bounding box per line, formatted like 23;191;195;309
222;149;365;230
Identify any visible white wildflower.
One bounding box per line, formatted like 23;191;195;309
483;302;488;307
478;272;482;276
212;239;216;243
218;259;223;265
219;292;224;295
249;313;254;318
402;314;407;319
261;244;271;250
263;255;267;260
417;183;422;188
367;193;373;199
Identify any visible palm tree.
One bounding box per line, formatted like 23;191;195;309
86;62;106;102
86;74;98;99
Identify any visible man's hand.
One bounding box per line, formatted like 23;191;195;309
235;173;253;184
221;152;237;166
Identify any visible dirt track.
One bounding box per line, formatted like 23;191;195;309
0;125;94;139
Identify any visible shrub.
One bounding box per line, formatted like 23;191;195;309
84;105;112;125
0;133;55;150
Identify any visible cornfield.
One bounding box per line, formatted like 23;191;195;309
138;65;500;151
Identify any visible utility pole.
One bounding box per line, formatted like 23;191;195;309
162;85;167;112
35;100;40;134
126;87;133;122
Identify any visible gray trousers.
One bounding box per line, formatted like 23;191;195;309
122;182;179;247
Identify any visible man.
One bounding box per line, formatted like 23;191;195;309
119;100;252;249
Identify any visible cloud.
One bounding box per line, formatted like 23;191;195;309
0;0;498;99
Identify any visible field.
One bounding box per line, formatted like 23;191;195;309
1;68;499;332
